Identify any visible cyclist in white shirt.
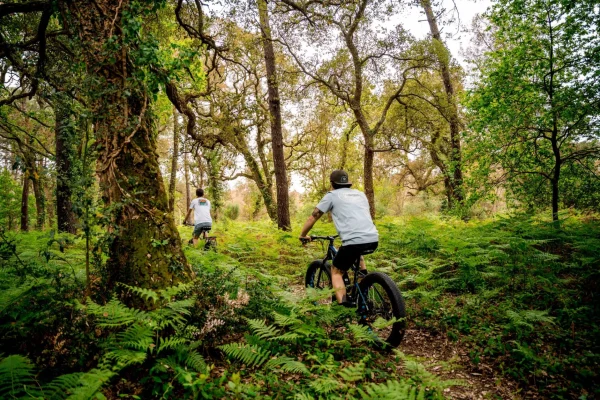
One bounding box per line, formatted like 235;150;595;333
183;188;212;246
299;170;379;306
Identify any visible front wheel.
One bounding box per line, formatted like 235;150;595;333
305;260;334;304
357;272;406;348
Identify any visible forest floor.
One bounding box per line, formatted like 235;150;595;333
401;328;524;400
287;281;526;400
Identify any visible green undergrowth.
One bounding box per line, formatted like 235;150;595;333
0;212;598;398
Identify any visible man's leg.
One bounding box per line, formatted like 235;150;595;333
331;264;347;304
192;235;199;246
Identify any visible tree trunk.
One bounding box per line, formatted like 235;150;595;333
168;107;180;213
363;138;376;219
183;139;192;224
421;0;463;208
31;172;45;229
354;112;376;218
20;173;29;232
55;93;78;234
62;0;191;291
242;148;277;221
257;0;291;231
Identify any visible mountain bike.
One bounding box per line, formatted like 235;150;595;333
184;222;217;251
303;235;406;348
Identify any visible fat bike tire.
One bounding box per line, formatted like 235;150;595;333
357;272;406;348
305;260;336;303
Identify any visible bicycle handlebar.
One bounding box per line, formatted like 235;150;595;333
310;235;339;241
300;235;339;245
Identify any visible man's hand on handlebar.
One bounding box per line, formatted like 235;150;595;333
299;236;312;245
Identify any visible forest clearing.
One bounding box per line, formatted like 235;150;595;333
1;0;599;398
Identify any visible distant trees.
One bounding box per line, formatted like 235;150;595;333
467;0;600;221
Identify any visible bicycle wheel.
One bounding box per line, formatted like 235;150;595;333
304;260;334;304
357;272;406;348
204;237;217;251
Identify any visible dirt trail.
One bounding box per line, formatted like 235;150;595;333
400;329;525;399
289;283;527;399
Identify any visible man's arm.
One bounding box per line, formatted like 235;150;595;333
300;208;324;239
183;208;192;224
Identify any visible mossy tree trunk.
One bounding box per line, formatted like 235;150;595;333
54;93;78;234
61;0;191;290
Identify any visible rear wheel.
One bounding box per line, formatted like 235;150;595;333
357;272;406;348
305;260;334;304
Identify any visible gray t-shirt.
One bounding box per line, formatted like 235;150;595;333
316;188;379;245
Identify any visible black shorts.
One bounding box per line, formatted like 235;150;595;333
332;242;378;271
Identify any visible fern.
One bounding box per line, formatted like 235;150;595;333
183;348;207;373
338;355;370;382
42;372;85;400
246;318;281;340
118;283;159;303
358;380;423;400
264;356;309;375
0;281;35;315
63;368;114;400
309;376;342;394
86;298;145;328
0;355;36;398
506;309;555;330
293;393;314;400
105;349;147;368
157;337;187;354
166;298;196;315
116;324;154;351
272;332;301;343
160;281;194;300
348;324;379;344
219;343;270;368
272;311;301;327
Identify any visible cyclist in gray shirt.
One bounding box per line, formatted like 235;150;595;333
300;170;379;306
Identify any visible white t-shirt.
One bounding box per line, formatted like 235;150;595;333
316;188;378;245
189;197;212;225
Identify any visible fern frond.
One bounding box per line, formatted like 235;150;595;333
42;372;85;400
309;376;342;394
116;324;154;351
246;318;281;340
348;324;378;344
265;356;309;375
63;368;114;400
183;349;207;373
272;332;301;343
157;337;187;354
293;393;314;400
0;355;36;398
0;282;34;315
166;298;196;316
105;349;147;368
160;281;194;300
338;355;370;382
219;343;270;368
86;298;145;328
118;283;159;303
358;380;420;400
272;311;301;327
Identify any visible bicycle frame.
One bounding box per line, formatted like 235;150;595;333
310;236;367;306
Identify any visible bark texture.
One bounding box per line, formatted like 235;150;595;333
55;93;78;233
168;107;180;213
20;173;29;232
258;0;291;230
422;0;463;208
62;0;191;290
